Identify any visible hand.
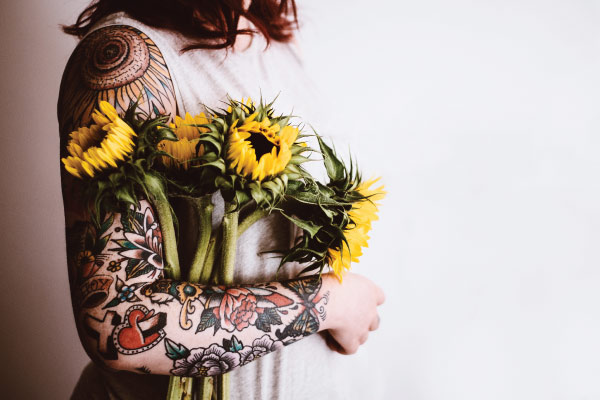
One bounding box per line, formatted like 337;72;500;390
321;272;385;355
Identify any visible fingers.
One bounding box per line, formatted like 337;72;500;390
323;274;384;356
369;314;380;331
322;332;342;353
375;284;386;305
324;332;353;355
359;333;369;345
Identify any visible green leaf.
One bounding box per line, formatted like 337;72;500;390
99;214;114;234
165;338;190;360
196;159;226;174
264;308;282;325
196;309;217;333
223;335;244;352
281;212;322;238
255;313;272;332
316;134;345;182
197;136;222;152
102;297;121;309
95;234;111;254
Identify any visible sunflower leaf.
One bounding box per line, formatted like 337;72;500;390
280;212;321;238
316;134;345;183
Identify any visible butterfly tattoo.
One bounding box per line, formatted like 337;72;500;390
275;276;329;341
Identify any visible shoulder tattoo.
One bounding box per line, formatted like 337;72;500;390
58;25;177;143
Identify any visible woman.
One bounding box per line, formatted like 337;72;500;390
58;1;384;399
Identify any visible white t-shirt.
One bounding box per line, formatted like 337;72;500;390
70;11;350;400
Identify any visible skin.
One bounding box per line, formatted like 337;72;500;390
58;22;384;376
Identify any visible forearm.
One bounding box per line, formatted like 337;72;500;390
79;274;335;376
67;198;369;375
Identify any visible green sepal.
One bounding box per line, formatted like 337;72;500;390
142;173;168;201
114;185;138;208
157;128;178;142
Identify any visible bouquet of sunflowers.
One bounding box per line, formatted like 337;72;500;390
62;98;384;400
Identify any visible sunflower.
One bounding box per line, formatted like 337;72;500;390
227;97;254;113
328;178;385;281
226;113;299;182
159;112;209;170
61;101;137;179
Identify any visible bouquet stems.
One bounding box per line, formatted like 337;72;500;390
238;208;269;237
144;174;181;280
216;375;230;400
166;376;194;400
200;207;267;285
196;377;214;399
201;237;218;284
219;202;239;284
156;187;184;400
190;196;216;400
188;195;214;282
152;196;181;280
167;201;265;400
216;201;240;400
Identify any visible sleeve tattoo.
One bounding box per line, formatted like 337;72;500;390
59;25;328;377
67;202;330;376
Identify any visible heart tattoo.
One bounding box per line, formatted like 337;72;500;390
112;305;167;355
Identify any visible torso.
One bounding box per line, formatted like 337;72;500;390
69;11;350;400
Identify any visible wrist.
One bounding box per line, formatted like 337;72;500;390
317;273;343;332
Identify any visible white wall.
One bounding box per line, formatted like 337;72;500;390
299;1;600;399
0;0;598;399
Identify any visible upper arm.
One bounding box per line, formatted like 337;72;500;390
57;24;178;151
57;25;178;337
58;24;178;217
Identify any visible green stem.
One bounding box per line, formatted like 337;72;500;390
158;191;184;399
188;195;214;283
216;374;230;400
195;376;213;400
199;206;266;285
152;195;181;280
201;237;218;284
237;208;269;238
166;376;194;400
184;195;215;400
216;202;239;400
218;202;239;284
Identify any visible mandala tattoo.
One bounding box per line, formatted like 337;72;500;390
58;25;177;146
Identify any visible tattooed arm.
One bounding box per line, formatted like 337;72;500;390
66;201;383;375
58;25;383;375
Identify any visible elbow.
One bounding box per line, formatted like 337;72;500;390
75;314;145;375
77;334;127;373
78;338;148;375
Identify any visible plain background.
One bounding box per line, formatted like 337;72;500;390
1;0;599;399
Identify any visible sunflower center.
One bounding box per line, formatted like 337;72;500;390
248;131;279;159
90;130;108;150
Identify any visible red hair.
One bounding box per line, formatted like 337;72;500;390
62;0;298;52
